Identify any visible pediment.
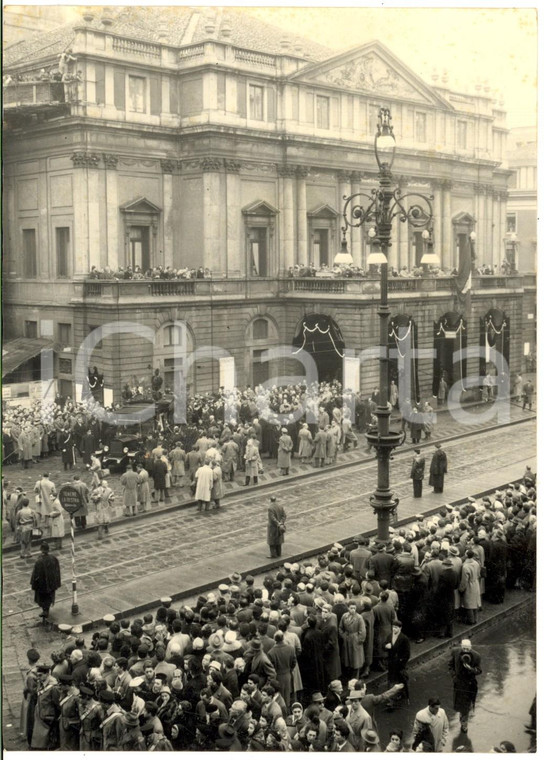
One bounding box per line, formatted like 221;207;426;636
242;200;279;216
120;197;162;215
307;203;338;218
290;40;454;110
452;211;477;225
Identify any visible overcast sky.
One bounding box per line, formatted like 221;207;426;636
8;3;538;129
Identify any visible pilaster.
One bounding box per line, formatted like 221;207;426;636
103;154;119;271
296;166;308;265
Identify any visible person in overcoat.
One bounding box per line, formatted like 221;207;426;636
30;665;60;749
319;605;342;682
372;591;397;670
30;542;61;620
20;648;40;746
277;428;294;475
152;456;169;504
221;438;239;482
92;480;114;538
299;617;326;701
361;599;375;677
267;496;286;558
313;428;328;467
410;449;426;498
485;532;508;603
60;430;76;470
194;460;214;512
210;460;224;508
244;436;261;485
435;557;458;637
448;639;482;731
169;442;186;486
120;466;139;516
429;443;448;493
458;549;481;624
70;475;90;530
136;465;152;512
267;631;296;708
339;602;366;678
298;423;313;463
78;686;103;750
57;674;80;750
384;620;411;703
18;427;34;468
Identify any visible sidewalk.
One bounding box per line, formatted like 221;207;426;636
41;453;536;630
3;401;535;553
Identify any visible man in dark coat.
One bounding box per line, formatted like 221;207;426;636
30;542;61;620
319;604;342;683
299;617;325;701
448;639;482;732
429;443;448;493
267;630;296;708
369;544;398;586
410;449;426;497
385;620;411;706
267;496;286;558
435;557;458;638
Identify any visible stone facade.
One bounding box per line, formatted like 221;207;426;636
2;8;532;401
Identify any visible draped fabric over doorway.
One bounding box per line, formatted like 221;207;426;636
433;312;467;396
292;314;345;383
388;314;420;402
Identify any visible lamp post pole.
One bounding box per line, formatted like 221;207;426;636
340;107;434;545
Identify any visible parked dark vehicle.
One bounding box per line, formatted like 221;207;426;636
96;434;141;472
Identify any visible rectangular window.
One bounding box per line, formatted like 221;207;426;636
457;120;467;149
55;227;70;277
58;323;72;348
316;95;330;129
506;214;517;233
25;320;38;339
164;324;183;347
249;85;264;120
249;227;268;277
415;111;427;143
128;75;146;113
22;228;37;278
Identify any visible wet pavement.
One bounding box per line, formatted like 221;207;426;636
373;603;537;753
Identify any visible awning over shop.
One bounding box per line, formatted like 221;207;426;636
2;337;54;378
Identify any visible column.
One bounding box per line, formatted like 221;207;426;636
224;160;242;277
350;172;362;268
492;190;501;271
442;180;452;271
103;154;119;271
296;166;308;265
278;166;295;273
70;152;94;276
161;160;175;269
337;170;352;255
87;163;101;271
201;158;222;273
475;184;486;264
486;184;494;269
431;180;442;269
396;175;409;271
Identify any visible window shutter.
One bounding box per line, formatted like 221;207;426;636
267;86;276;122
169;76;179;114
305;93;314;124
331;96;339;128
94;62;105;105
114;68;125;110
237;80;247;117
150;75;161;115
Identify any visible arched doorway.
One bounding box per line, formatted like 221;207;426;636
389;314;420;402
292;314;345;383
433;311;467;397
480;308;510;379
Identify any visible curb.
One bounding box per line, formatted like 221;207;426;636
4;410;535;556
44;478;525;632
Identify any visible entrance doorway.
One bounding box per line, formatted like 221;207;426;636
433;312;467;397
292;314;345;383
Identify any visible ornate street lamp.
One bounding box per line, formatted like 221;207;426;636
339;107;434;544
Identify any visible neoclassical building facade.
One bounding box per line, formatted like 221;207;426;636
2;7;534;403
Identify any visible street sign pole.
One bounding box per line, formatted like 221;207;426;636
58;484;84;616
70;516;78;615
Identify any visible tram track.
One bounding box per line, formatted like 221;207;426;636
2;417;536;618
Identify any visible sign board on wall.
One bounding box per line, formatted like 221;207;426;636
219;357;236;390
343;357;360;392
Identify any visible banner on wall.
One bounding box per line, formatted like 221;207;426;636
219;357;236;390
343;356;360;392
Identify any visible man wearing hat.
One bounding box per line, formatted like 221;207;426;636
57;674;80;750
345;690;373;749
448;639;482;732
410;448;426;498
30;541;61;621
429;443;448;494
20;647;40;747
267;495;287;558
30;664;60;749
78;684;102;750
413;696;449;752
99;690;125;750
360;728;382;752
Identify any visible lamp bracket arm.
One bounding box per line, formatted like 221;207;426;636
341;192;378;230
392;191;434;228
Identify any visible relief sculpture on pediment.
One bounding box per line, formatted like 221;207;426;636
319;53;425;101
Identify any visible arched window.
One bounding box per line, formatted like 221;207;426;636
247;316;278;387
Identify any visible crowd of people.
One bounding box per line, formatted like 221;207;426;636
20;467;536;751
88;265;213;281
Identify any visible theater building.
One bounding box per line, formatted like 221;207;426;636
2;7;535;405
